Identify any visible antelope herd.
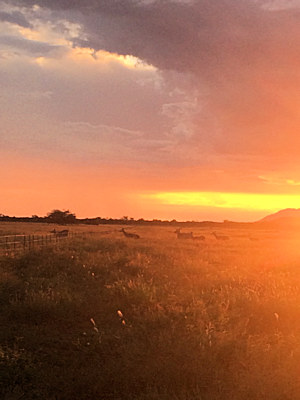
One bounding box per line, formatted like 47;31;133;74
45;227;261;242
174;229;231;241
118;227;232;241
174;229;205;241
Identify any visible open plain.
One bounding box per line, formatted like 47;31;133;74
1;222;300;399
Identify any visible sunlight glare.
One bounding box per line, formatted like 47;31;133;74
142;192;300;212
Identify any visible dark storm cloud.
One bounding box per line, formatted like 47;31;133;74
0;35;64;56
7;0;299;75
5;0;300;159
0;10;33;28
7;1;299;85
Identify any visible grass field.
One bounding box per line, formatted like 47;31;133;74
1;222;300;399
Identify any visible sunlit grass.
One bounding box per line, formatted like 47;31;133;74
1;224;300;399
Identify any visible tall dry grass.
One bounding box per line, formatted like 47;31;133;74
1;224;300;399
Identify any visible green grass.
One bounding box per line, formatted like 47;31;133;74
1;228;300;399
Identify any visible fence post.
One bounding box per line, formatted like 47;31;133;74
0;230;79;256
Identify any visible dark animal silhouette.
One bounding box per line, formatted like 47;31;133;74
193;235;205;241
50;229;69;237
174;229;194;239
120;228;140;239
212;231;229;240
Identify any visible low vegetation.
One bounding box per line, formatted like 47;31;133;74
1;224;300;399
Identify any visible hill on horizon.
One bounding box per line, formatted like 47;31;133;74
257;208;300;226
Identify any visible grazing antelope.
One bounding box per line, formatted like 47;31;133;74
193;235;205;241
50;229;69;237
212;231;229;241
174;229;194;239
120;228;140;239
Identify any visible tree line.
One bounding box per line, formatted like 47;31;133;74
0;209;255;228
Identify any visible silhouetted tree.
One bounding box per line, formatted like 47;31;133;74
46;209;76;224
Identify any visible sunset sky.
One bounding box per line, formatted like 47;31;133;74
1;0;300;221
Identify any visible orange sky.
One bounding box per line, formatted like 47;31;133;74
1;0;300;222
2;153;300;222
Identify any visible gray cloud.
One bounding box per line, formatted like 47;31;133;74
0;10;32;27
3;0;300;165
8;1;298;73
0;34;65;56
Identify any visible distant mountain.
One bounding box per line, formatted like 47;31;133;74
257;208;300;228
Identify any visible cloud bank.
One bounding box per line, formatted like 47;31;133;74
2;0;300;197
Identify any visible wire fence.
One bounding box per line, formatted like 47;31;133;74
0;231;85;256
